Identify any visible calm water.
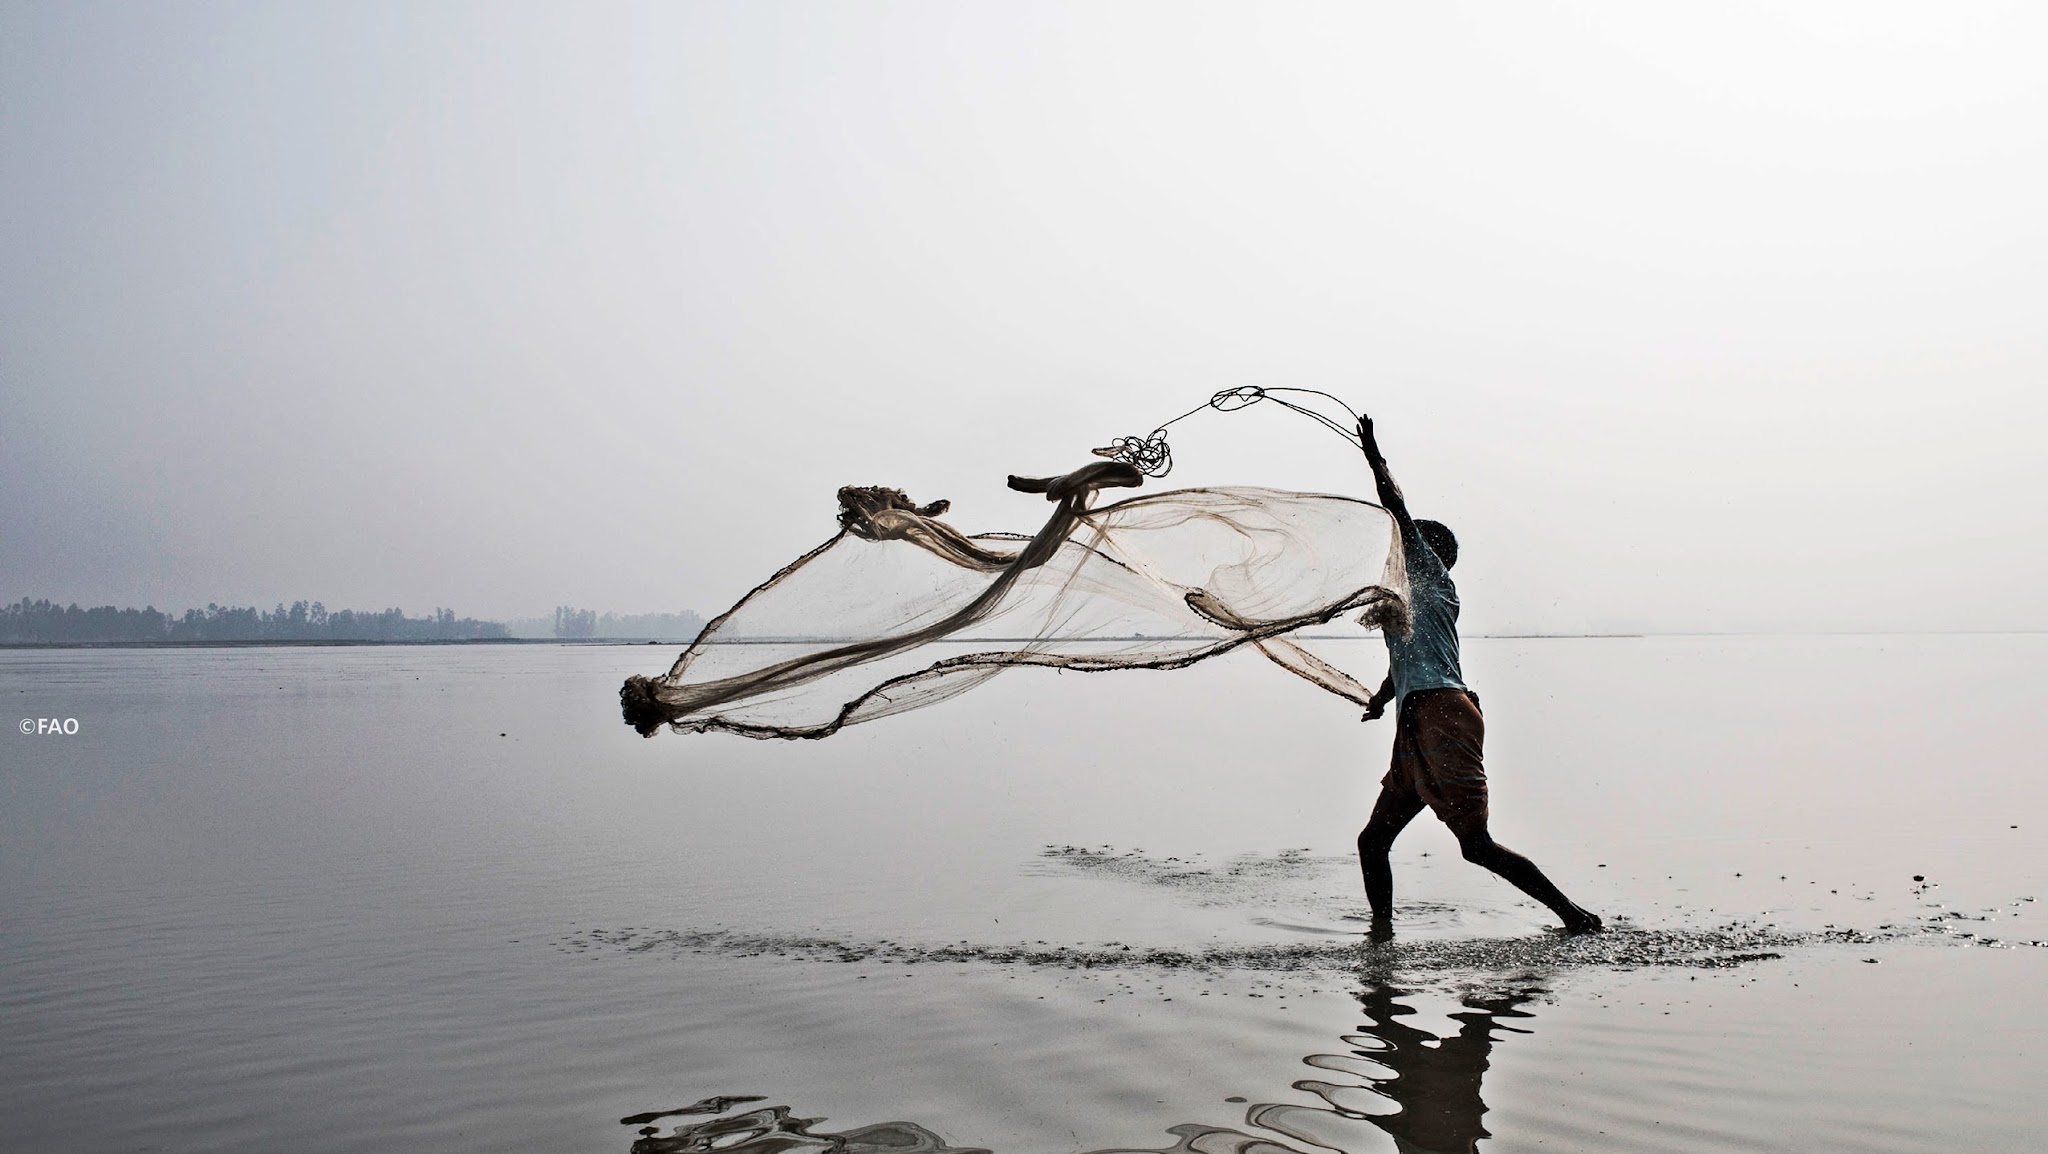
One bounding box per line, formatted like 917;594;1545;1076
2;636;2044;1152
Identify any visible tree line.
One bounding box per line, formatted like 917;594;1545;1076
1;598;510;643
548;606;705;640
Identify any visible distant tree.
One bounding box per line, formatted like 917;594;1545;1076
2;597;508;643
554;606;597;639
0;599;174;642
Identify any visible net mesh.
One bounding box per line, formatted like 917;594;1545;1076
620;461;1411;740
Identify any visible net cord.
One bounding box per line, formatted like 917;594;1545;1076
1094;386;1363;477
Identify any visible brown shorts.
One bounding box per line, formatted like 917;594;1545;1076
1382;687;1490;837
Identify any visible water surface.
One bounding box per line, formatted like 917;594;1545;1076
2;636;2043;1151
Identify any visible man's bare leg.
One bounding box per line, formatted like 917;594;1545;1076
1453;824;1603;934
1357;787;1425;934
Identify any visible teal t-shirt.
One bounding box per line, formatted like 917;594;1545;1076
1385;534;1467;703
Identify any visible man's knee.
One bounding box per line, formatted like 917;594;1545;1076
1456;830;1498;864
1359;820;1405;856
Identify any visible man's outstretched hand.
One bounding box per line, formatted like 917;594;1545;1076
1357;414;1385;464
1362;676;1394;723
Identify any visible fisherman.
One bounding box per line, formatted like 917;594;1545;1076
1356;415;1603;936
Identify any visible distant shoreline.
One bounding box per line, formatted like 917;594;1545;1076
7;629;2043;651
0;638;690;650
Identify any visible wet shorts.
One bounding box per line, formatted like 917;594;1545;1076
1382;687;1490;837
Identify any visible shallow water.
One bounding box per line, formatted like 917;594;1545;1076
2;636;2043;1152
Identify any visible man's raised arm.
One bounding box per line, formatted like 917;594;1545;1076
1358;414;1421;550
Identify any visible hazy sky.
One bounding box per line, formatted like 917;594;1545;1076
4;1;2044;632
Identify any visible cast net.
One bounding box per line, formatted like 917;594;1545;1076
621;437;1413;740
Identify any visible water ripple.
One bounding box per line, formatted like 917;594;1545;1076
620;984;1545;1154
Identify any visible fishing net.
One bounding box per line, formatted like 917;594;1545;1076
620;456;1412;740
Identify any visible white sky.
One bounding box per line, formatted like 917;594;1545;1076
3;1;2044;631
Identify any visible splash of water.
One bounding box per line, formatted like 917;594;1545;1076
562;921;1905;977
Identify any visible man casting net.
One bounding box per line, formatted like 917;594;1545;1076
620;388;1602;933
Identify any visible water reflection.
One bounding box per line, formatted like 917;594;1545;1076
625;1100;989;1154
1250;985;1538;1154
623;982;1539;1154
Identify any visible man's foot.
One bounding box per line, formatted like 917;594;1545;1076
1366;916;1396;944
1560;909;1604;936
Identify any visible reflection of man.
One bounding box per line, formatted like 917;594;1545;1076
1355;415;1601;935
1354;985;1538;1154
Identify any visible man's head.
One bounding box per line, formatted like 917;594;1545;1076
1416;519;1458;569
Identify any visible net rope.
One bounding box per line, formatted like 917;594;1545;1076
1093;386;1362;477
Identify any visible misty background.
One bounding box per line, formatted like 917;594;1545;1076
3;1;2043;635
